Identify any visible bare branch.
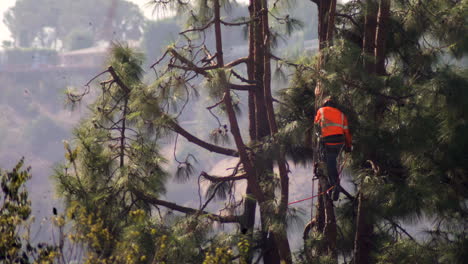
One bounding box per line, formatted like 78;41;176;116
230;70;258;84
269;53;315;70
383;217;417;242
167;63;216;76
108;66;130;93
150;49;170;69
220;18;256;26
225;57;250;68
170;121;239;157
85;69;110;87
229;83;257;91
168;48;216;75
133;190;240;223
201;171;247;182
336;13;360;29
180;20;214;35
207;94;226;110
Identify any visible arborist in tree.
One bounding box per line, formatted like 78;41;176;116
314;96;352;201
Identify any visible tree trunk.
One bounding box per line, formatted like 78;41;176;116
314;0;336;96
309;1;338;261
374;0;390;75
353;192;373;264
240;3;258;264
363;0;378;73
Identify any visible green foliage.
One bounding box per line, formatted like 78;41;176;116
203;247;234;264
0;159;58;263
281;0;468;261
375;240;437;264
55;43;169;259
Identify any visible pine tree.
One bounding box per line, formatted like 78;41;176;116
54;44;169;259
282;0;467;263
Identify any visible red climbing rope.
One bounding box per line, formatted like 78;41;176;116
289;185;335;205
288;153;349;206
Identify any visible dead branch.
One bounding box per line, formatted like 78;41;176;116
133;189;240;223
170;121;239;157
201;171;247;182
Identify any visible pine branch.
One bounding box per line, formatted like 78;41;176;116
383;216;417;242
108;66;130;93
168;48;215;76
269;53;315;70
170;121;239;157
167;63;217;75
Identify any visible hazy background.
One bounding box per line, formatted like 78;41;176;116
0;0;363;250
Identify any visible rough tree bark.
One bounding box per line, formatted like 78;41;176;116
374;0;390;75
308;0;338;261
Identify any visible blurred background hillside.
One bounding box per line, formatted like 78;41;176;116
0;0;320;247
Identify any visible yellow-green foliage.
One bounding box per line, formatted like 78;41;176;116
0;159;58;263
203;247;234;264
237;236;250;264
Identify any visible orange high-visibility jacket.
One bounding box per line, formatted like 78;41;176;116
314;106;352;146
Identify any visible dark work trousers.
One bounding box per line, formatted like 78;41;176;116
324;143;343;200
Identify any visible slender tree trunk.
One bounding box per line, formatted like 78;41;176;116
353;192;373;264
251;1;282;263
240;3;258;264
260;2;291;261
314;0;336;96
374;0;390;75
120;96;128;168
363;0;378;73
315;164;337;258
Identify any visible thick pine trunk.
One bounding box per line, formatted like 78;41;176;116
309;1;338;261
314;0;336;96
250;0;292;262
260;0;292;262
